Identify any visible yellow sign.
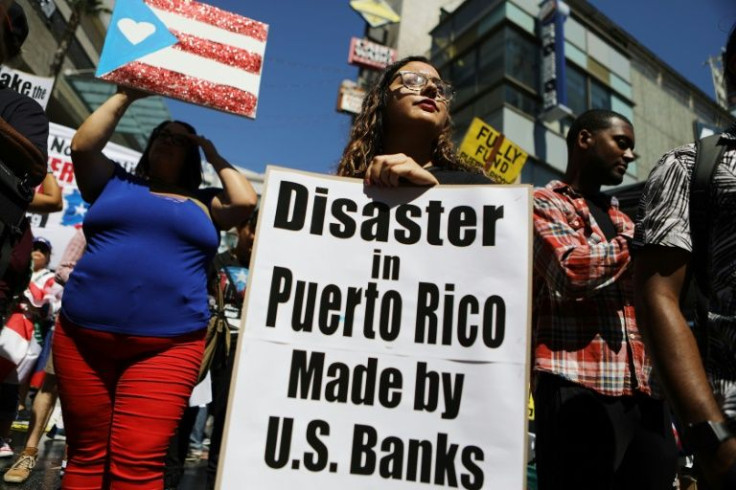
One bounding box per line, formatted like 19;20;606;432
349;0;401;28
528;393;535;421
458;117;529;184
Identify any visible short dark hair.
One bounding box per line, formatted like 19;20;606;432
566;109;632;152
135;120;203;191
725;23;736;88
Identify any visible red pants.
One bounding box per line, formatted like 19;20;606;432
53;315;205;490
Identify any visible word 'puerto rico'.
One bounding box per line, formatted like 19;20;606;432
266;267;506;348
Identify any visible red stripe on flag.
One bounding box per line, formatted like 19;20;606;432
26;281;45;303
102;63;258;118
144;0;268;41
5;312;33;340
171;30;263;74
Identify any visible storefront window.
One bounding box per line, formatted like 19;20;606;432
590;79;612;110
505;85;538;115
566;64;587;115
478;31;504;90
505;29;537;90
452;50;477;106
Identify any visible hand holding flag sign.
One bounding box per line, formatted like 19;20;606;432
96;0;268;119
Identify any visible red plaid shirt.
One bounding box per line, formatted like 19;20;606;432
532;181;653;397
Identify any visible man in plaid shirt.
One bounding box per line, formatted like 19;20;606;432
532;109;677;489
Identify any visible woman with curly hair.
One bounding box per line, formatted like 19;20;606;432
337;55;487;185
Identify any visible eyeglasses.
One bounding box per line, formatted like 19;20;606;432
393;71;454;103
152;128;192;147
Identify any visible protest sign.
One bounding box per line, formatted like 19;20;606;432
28;123;141;268
0;66;53;109
348;37;396;70
458;118;529;185
218;168;532;489
337;80;365;115
96;0;268;119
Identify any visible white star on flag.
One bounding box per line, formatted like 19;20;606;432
235;270;248;284
74;204;88;216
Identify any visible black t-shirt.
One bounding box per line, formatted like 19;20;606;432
428;166;493;185
0;89;49;312
584;194;617;241
0;88;49;158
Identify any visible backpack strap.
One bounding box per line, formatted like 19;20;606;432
690;134;726;298
688;134;726;365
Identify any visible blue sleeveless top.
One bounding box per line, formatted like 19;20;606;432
61;165;221;336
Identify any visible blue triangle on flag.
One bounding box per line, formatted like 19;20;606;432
96;0;178;76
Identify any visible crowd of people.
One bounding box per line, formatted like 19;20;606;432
0;0;735;488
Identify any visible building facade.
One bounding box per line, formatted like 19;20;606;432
9;0;170;151
360;0;735;186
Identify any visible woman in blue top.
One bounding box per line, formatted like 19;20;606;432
54;87;257;489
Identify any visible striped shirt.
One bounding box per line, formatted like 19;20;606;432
634;123;736;389
533;181;653;396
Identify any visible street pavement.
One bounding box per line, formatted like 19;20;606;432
0;426;208;490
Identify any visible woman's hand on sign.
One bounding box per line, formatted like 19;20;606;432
365;153;439;187
115;85;150;103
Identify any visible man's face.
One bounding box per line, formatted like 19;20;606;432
582;118;636;187
31;247;50;271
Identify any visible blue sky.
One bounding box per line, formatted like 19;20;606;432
167;0;736;176
166;1;364;175
589;0;736;99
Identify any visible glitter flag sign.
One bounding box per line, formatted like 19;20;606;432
96;0;268;119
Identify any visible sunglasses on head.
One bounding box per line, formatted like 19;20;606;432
152;127;192;147
392;71;454;103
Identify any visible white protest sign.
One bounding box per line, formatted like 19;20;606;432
218;168;532;489
28;123;141;268
0;65;54;109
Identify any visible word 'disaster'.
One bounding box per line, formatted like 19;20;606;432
273;180;505;247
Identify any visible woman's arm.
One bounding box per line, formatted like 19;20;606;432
70;88;147;202
27;173;62;213
192;135;257;230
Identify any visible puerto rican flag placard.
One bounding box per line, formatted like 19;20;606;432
96;0;268;119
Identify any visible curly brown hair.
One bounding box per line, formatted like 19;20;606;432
336;56;467;178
